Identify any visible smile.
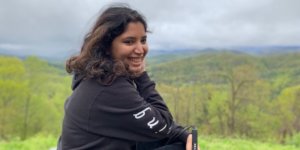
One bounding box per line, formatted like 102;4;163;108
128;57;143;65
129;57;142;62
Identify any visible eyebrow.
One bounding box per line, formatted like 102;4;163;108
123;35;147;40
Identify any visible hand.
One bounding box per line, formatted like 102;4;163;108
186;134;200;150
129;59;146;78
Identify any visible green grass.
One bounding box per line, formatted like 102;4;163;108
0;135;299;150
199;136;299;150
0;135;57;150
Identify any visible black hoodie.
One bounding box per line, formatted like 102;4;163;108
58;72;189;150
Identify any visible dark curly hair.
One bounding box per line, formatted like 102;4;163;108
66;4;148;85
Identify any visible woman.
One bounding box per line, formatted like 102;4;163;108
58;4;199;150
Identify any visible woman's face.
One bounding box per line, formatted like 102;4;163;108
111;22;148;74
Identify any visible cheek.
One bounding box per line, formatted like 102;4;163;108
112;46;132;60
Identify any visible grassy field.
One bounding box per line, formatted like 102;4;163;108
199;136;299;150
0;135;57;150
0;135;298;150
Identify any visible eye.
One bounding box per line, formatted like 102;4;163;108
141;37;147;44
123;40;134;45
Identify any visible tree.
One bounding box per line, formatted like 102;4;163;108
275;85;300;143
0;57;27;140
219;64;258;135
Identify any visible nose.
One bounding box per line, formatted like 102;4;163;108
134;43;144;56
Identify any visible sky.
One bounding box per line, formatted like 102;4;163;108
0;0;299;57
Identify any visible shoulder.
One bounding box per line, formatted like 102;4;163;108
96;76;145;109
102;76;137;95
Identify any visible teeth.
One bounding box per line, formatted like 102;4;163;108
129;57;142;63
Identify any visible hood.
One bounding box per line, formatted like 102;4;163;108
71;73;85;90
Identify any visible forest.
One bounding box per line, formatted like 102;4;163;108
0;51;300;149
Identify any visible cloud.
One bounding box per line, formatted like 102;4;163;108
0;0;299;56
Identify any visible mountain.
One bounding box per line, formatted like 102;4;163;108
1;45;300;63
148;51;300;88
232;45;300;55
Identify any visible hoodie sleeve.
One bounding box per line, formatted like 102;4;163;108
134;72;190;143
87;72;189;143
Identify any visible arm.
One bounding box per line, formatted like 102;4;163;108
87;75;189;142
134;72;190;143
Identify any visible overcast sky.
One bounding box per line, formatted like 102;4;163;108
0;0;299;56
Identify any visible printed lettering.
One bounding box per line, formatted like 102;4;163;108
148;117;159;129
159;124;167;132
133;107;151;119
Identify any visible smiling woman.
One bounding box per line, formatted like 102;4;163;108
111;21;148;77
64;4;149;85
57;4;198;150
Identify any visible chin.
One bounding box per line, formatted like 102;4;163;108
129;66;140;73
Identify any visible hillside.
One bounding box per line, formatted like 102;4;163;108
147;51;300;143
1;51;300;146
149;51;300;89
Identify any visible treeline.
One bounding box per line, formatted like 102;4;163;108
149;51;300;143
0;51;300;145
0;56;71;141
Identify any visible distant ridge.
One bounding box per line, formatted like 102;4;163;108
1;45;300;62
233;45;300;55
